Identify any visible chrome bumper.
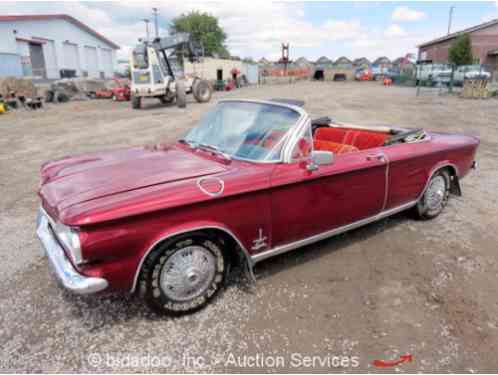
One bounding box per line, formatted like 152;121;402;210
36;208;108;294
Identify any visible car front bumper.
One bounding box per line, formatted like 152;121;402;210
36;207;108;294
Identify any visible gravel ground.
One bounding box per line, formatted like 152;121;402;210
1;81;497;372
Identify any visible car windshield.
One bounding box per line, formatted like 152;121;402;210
183;101;301;161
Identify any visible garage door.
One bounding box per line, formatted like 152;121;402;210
84;46;98;78
100;48;113;78
63;42;79;72
42;40;58;79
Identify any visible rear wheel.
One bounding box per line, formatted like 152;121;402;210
415;170;450;220
176;81;187;108
140;233;228;314
193;79;213;103
131;95;141;109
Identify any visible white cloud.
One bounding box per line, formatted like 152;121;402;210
0;1;434;62
392;6;427;22
384;24;407;38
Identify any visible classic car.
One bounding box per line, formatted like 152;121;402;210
36;99;479;314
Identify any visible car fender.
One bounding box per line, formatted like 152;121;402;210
130;220;254;293
419;160;460;200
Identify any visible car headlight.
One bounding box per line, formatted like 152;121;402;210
53;221;83;265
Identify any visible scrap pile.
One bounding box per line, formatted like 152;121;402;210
0;77;43;111
45;78;107;102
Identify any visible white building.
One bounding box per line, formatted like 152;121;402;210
184;57;259;84
0;14;119;80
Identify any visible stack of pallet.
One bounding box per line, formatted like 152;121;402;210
461;79;489;99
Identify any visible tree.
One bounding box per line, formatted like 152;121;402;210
448;34;473;66
171;11;229;58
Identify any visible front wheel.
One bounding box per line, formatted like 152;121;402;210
175;81;187;108
140;233;228;314
415;170;450;220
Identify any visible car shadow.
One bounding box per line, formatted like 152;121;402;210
250;211;410;281
137;97;199;110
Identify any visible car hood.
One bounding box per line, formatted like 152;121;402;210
39;145;227;218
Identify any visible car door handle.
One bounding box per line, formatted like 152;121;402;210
366;153;386;162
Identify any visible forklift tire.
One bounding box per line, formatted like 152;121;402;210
132;96;141;109
193;79;212;103
176;81;187;108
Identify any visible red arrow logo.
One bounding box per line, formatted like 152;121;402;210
372;354;413;368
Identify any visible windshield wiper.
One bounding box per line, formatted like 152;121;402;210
197;143;231;160
179;139;231;160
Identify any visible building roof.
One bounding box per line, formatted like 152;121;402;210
295;56;312;66
0;14;119;49
334;56;352;64
316;56;332;64
373;56;391;65
353;57;371;65
419;18;498;48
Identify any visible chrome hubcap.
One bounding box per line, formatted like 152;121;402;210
160;246;216;302
425;176;446;211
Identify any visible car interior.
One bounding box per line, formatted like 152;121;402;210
311;116;426;155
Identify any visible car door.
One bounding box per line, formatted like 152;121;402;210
269;129;387;247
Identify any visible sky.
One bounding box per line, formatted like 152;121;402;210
2;1;498;62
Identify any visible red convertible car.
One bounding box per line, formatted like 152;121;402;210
37;99;479;314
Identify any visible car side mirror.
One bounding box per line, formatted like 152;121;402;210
306;150;334;171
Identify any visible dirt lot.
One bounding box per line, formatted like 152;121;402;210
1;81;497;373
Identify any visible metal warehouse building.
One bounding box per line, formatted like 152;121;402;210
0;14;119;80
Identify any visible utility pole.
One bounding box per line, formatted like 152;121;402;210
152;8;159;39
447;6;454;35
142;18;150;42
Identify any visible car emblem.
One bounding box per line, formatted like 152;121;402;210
251;228;268;251
197;177;224;197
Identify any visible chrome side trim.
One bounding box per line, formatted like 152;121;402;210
130;225;254;293
37;207;108;294
251;200;417;264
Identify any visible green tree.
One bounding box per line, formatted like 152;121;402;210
171;11;229;58
448;34;473;66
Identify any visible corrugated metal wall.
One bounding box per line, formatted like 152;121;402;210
0;53;23;77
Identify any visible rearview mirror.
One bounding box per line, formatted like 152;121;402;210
307;150;334;171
